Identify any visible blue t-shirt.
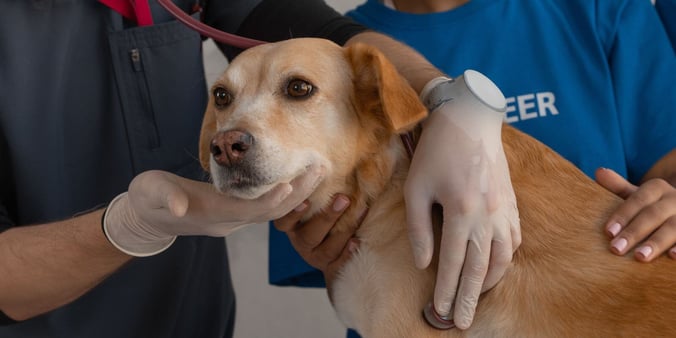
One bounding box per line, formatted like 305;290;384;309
268;0;676;310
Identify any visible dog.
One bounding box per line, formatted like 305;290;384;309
198;38;676;337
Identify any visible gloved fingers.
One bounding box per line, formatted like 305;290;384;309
129;170;190;218
481;238;512;293
632;215;676;262
163;180;190;218
404;185;435;269
452;233;491;330
510;219;522;253
433;216;471;317
246;164;324;221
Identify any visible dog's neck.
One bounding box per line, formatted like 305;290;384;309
316;131;414;238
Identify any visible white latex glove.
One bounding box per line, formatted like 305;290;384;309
103;166;323;256
405;70;520;330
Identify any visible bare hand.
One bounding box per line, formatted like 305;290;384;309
595;167;676;261
272;195;364;287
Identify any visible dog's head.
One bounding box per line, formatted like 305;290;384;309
199;38;426;213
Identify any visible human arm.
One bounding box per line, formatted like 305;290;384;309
347;30;520;329
0;209;130;321
0;167;321;321
596;150;676;261
398;70;519;330
594;0;676;262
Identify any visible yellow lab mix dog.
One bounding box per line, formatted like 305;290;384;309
198;38;676;337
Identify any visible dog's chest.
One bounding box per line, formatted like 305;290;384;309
331;245;385;335
330;232;428;337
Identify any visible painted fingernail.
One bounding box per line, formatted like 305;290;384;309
294;201;308;213
611;237;628;253
607;222;621;237
332;196;350;212
636;246;653;259
670;247;676;258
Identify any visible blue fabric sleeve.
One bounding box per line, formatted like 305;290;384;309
603;0;676;182
656;0;676;50
268;221;326;287
347;329;362;338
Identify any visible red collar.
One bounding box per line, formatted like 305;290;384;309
400;132;416;159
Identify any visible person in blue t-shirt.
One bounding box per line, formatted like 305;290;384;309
270;0;676;335
348;0;676;260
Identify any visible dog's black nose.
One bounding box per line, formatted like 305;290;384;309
210;130;254;166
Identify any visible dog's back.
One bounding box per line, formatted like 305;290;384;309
335;124;676;337
478;126;676;337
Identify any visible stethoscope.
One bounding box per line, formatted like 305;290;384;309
157;0;266;49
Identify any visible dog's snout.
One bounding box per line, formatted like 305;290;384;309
210;130;254;166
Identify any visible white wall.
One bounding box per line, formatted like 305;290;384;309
328;0;363;13
202;1;364;337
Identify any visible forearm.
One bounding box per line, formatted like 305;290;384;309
0;209;131;320
642;149;676;186
345;31;445;94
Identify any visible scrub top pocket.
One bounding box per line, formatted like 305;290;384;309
107;16;207;180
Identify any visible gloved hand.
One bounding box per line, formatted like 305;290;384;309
103;166;323;256
404;70;520;330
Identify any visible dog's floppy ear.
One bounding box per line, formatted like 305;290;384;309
198;107;216;172
345;43;427;133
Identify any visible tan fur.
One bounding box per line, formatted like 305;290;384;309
199;38;676;337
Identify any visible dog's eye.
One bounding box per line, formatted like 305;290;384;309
213;87;233;107
286;79;314;98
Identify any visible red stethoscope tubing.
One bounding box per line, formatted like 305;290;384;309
156;0;267;49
